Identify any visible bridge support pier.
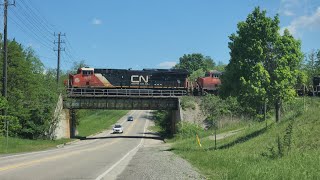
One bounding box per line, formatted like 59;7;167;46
170;98;183;134
70;109;77;138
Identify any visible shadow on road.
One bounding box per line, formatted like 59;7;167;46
75;135;163;141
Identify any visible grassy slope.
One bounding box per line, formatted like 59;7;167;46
77;110;129;137
171;99;320;179
0;137;70;154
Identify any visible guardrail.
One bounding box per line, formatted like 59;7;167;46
66;88;187;97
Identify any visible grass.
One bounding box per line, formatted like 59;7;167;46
77;110;129;137
0;137;71;154
0;109;129;154
169;98;320;179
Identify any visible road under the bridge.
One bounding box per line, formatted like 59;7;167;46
0;110;201;180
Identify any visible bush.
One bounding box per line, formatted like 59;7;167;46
180;96;196;110
176;122;203;138
152;110;172;137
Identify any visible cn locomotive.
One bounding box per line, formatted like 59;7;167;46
65;67;223;96
65;67;189;90
193;70;222;95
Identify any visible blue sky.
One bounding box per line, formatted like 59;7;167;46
1;0;320;70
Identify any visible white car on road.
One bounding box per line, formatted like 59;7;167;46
113;124;123;133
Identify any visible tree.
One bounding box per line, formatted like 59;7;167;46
0;38;59;139
188;68;205;82
69;60;88;74
303;49;320;86
220;7;303;122
174;53;215;73
215;61;226;72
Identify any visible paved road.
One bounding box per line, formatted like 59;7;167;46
0;110;157;180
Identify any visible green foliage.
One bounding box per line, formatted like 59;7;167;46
0;115;21;136
174;53;215;73
152;110;172;137
180;96;197;110
68;60;88;74
301;49;320;86
240;63;270;116
201;95;242;128
0;38;59;139
188;68;205;82
171;98;320;179
77;110;128;137
176;122;203;139
0;136;70;154
220;7;303;122
215;61;226;72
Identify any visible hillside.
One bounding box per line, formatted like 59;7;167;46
171;98;320;179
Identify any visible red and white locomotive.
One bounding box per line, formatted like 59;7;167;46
65;67;222;95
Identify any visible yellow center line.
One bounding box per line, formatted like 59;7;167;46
0;110;144;172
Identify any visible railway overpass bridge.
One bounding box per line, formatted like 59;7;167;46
58;88;185;138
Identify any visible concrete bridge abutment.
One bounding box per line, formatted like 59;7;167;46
54;94;184;139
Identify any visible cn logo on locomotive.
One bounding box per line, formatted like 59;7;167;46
131;75;149;84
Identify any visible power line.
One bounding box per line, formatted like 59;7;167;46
14;3;54;43
65;36;81;59
21;0;56;32
11;8;53;45
17;1;54;34
8;15;53;50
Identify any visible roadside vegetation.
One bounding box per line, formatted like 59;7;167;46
76;110;128;137
170;98;320;179
152;6;320;180
0;137;70;154
0;36;128;154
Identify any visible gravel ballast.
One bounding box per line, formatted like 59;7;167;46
116;122;205;180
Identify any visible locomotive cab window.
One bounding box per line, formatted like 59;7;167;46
205;72;210;77
212;74;219;78
82;70;93;76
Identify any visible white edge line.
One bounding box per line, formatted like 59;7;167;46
95;114;148;180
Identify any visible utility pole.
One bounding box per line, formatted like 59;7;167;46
2;0;15;111
2;0;15;152
54;32;65;85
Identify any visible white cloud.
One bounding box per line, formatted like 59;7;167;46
279;0;300;16
283;10;295;16
282;7;320;35
92;18;102;25
157;61;177;69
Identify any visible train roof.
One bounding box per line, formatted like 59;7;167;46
80;67;94;71
93;68;189;74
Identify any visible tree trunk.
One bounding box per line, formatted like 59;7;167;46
275;99;281;122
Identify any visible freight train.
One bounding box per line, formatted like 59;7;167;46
192;70;222;95
297;76;320;96
66;67;189;89
65;67;223;96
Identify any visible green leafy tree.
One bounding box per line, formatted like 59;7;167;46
0;39;59;139
69;60;88;74
240;63;270;116
220;7;303;122
215;61;226;72
174;53;215;73
188;68;205;82
303;49;320;86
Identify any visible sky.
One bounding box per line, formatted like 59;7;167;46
1;0;320;70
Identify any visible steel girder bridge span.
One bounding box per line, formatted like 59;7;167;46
62;88;184;138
